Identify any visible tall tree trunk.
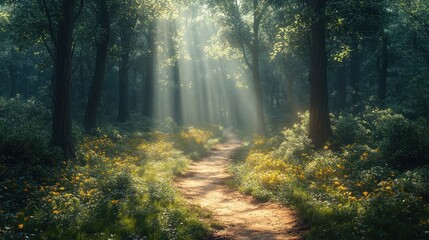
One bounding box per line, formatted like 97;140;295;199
169;23;182;125
252;0;265;135
51;0;76;158
378;33;388;106
78;61;86;111
142;21;156;119
280;59;296;116
84;0;110;132
308;0;332;148
172;59;182;125
336;64;347;111
350;34;361;107
130;70;138;111
8;46;17;98
117;24;132;123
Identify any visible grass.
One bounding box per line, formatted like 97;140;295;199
229;111;429;239
0;108;223;239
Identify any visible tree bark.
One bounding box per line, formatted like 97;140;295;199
117;22;132;123
8;46;17;98
51;0;76;158
130;70;138;111
350;34;361;106
78;60;86;111
169;23;182;125
252;0;265;135
84;0;110;132
308;0;332;148
142;21;156;119
336;64;347;111
377;33;388;106
280;59;296;116
172;57;183;125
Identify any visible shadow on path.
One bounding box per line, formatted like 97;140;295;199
175;131;306;240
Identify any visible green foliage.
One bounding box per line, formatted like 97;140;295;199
0;97;63;165
230;108;429;239
402;73;429;120
0;105;221;239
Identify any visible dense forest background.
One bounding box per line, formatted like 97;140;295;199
1;0;429;239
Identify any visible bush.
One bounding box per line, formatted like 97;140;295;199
230;108;429;239
1;123;221;239
0;97;63;165
371;111;429;168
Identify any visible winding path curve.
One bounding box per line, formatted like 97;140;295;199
175;131;305;240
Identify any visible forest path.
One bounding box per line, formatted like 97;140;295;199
175;131;305;240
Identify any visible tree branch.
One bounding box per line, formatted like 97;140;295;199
74;0;84;23
42;35;55;61
241;41;253;70
41;0;58;50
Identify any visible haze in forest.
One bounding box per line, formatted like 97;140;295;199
1;0;429;239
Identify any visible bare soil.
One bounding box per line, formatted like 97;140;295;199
175;131;306;240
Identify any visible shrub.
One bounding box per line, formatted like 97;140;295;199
229;107;429;239
372;112;429;168
0;97;63;165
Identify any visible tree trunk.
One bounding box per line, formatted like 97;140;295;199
8;65;17;98
78;61;86;111
142;21;156;119
378;33;388;106
117;23;132;123
252;0;265;135
280;59;296;116
308;0;332;148
51;0;76;158
172;59;183;125
350;34;361;107
8;46;17;98
336;64;347;111
169;23;182;125
84;0;110;132
130;70;138;111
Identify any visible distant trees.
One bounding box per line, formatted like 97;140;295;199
207;0;268;135
1;0;429;155
84;0;111;132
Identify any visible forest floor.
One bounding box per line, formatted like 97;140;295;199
175;131;306;240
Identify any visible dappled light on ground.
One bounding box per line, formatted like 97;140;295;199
176;131;305;239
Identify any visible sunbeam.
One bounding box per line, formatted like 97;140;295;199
151;3;258;130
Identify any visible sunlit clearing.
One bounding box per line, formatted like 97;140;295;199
152;3;258;130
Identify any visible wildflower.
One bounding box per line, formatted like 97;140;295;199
111;200;120;204
18;224;24;230
52;210;61;214
362;191;369;197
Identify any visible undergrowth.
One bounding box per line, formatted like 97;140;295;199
230;109;429;239
0;97;222;239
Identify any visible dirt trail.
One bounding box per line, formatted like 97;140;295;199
175;131;305;240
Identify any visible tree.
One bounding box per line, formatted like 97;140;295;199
142;20;156;118
377;32;388;105
49;0;84;157
397;0;429;71
83;0;111;132
208;0;268;135
307;0;332;148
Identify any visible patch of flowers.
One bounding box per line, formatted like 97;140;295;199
230;109;429;239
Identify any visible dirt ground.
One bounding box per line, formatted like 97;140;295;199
175;131;306;240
